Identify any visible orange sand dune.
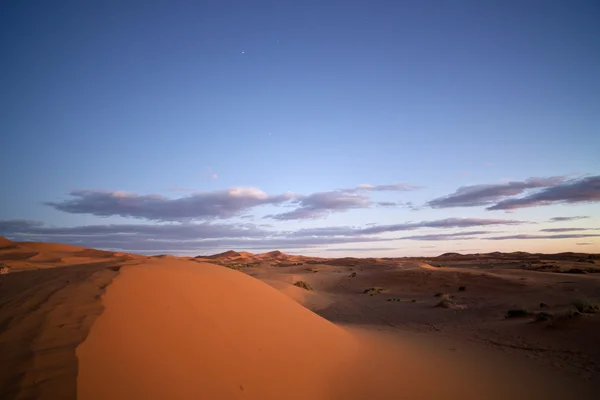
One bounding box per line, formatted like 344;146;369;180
76;259;586;400
77;259;358;399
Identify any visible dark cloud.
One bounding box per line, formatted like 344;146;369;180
427;176;565;208
540;228;598;233
487;176;600;210
44;181;421;222
549;216;590;222
397;231;490;241
45;188;295;221
268;190;370;220
485;234;600;240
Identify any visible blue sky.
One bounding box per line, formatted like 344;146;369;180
1;1;599;256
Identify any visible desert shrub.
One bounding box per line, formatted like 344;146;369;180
411;299;417;303
549;308;581;326
293;281;314;291
539;302;549;308
506;309;530;318
458;286;466;292
572;298;599;314
434;292;444;297
349;272;357;278
566;268;587;274
534;312;553;322
435;294;454;308
363;287;384;295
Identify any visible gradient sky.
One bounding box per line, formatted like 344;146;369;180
1;0;599;256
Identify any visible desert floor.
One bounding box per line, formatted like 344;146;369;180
1;237;599;399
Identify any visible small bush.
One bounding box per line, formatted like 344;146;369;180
363;287;385;295
293;281;314;291
506;309;530;318
349;272;357;278
534;312;552;322
435;294;454;308
434;292;444;297
458;286;466;292
572;298;599;314
549;308;581;326
411;299;417;303
539;302;549;308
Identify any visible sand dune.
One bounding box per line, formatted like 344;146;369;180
77;259;359;399
1;237;599;399
76;259;591;400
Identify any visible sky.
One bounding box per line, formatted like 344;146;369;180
1;0;599;256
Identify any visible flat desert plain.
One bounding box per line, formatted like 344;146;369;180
1;236;599;399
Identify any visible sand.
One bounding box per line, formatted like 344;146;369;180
1;237;599;399
76;259;593;400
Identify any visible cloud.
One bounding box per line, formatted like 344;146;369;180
359;218;525;235
45;188;295;221
324;247;397;252
0;219;395;254
576;243;593;245
290;218;526;237
549;216;590;222
211;173;218;179
485;234;600;240
428;176;566;208
377;201;398;207
267;190;370;220
540;228;598;233
0;219;268;240
487;176;600;210
397;231;490;241
355;183;419;192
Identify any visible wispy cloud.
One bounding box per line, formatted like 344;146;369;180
576;243;593;245
355;183;420;192
377;201;398;207
540;228;598;233
397;231;490;241
0;219;396;254
359;218;525;235
485;233;600;240
428;176;566;208
290;218;526;237
45;188;295;221
548;216;590;222
0;219;268;240
488;176;600;210
324;247;397;252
